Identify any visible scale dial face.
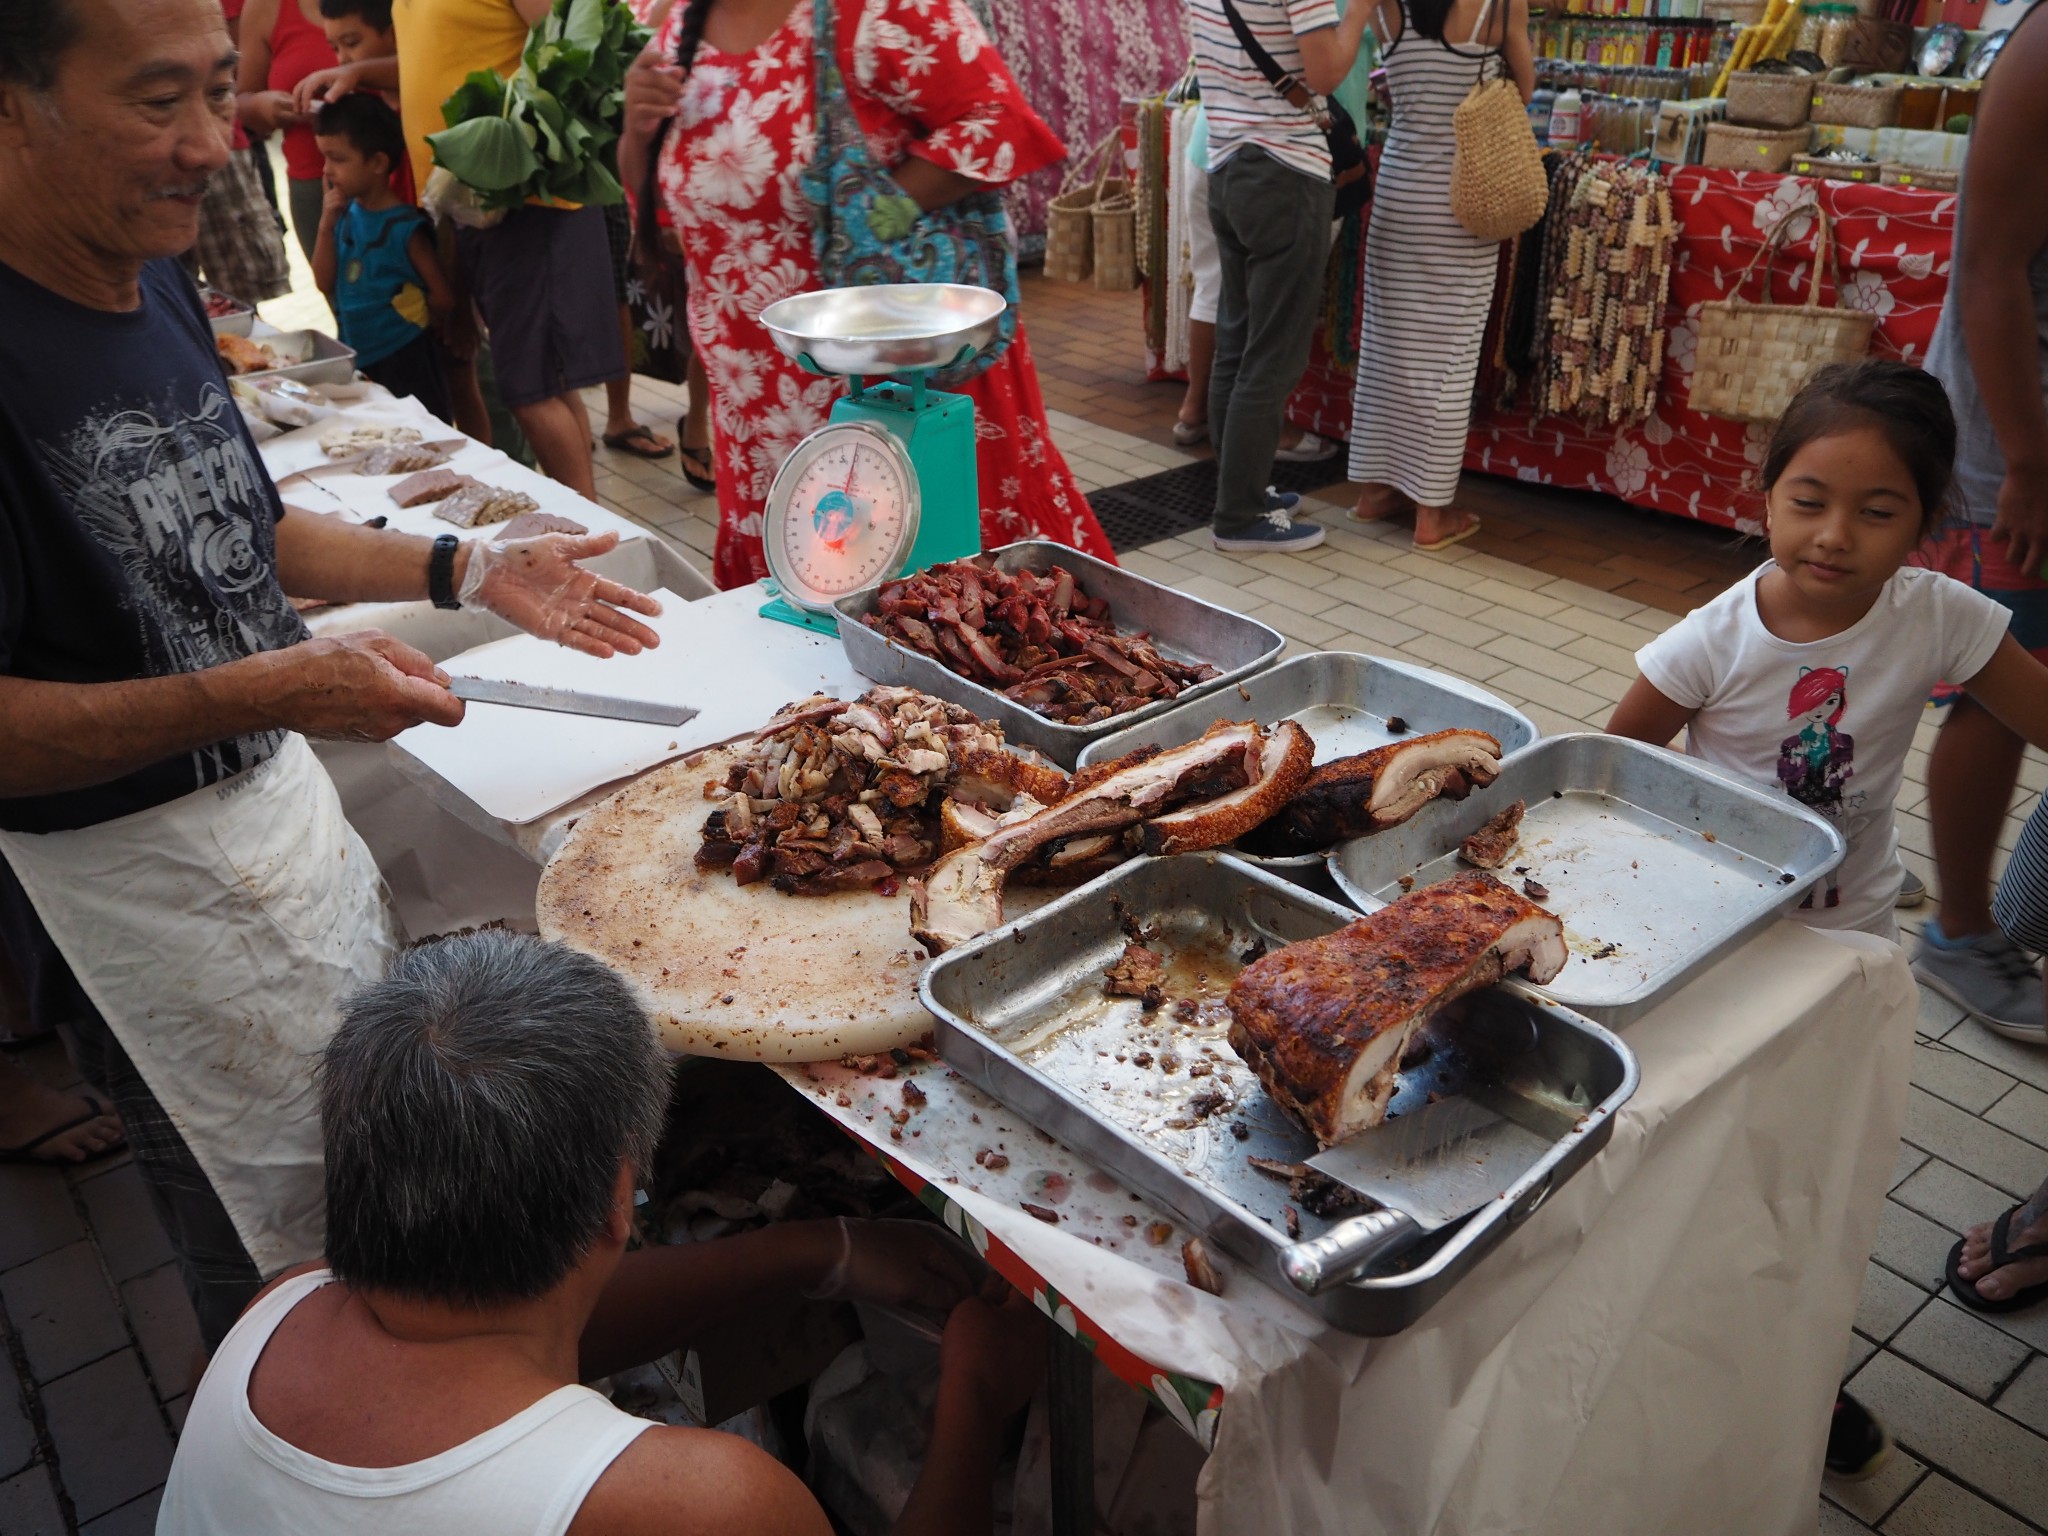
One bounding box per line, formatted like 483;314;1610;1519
763;420;921;613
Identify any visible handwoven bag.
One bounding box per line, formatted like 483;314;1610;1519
1449;1;1549;243
1692;199;1874;424
1092;170;1139;293
1045;134;1118;284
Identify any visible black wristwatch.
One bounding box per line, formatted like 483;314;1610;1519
428;533;462;610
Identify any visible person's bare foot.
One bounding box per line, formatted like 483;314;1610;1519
1413;506;1480;553
1953;1186;2048;1305
0;1062;125;1165
1351;485;1412;523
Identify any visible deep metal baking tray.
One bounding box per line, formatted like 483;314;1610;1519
237;329;358;388
922;852;1639;1336
834;540;1284;768
204;289;255;337
1076;650;1540;877
1327;733;1847;1025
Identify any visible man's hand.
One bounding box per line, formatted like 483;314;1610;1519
619;39;683;195
293;61;362;115
433;300;481;363
833;1220;988;1312
458;532;664;658
239;89;303;137
256;631;465;741
1992;461;2048;579
938;1287;1047;1422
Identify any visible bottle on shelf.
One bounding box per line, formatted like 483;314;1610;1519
1549;86;1585;144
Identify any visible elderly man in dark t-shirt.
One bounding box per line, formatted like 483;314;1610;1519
0;0;661;1348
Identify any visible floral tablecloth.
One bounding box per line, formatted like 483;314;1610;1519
1288;166;1958;533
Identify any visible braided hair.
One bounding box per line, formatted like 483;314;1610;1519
631;0;714;276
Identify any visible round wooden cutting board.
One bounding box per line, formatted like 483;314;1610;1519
539;746;947;1061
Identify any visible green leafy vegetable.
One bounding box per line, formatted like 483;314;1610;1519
426;0;649;212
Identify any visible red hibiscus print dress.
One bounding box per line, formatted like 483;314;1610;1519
656;0;1115;589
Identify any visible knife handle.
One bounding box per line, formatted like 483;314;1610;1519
1278;1209;1420;1296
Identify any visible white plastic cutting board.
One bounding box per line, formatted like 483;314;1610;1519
392;585;865;824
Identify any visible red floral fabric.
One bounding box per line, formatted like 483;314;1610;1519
656;0;1115;589
1290;166;1958;534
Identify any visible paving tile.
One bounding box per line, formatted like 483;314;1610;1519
1918;987;1969;1042
1483;666;1610;723
1858;1260;1932;1343
1891;1297;2034;1401
1611;579;1699;616
1530;555;1633;593
1874;1198;1958;1292
0;1351;32;1479
1910;1045;2021;1117
1893;1144;1932;1193
0;1466;64;1536
1479;634;1596;684
1844;1331;1879;1380
1825;1444;1927;1525
1882;1474;2041;1536
1387;601;1503;652
40;1351;174;1522
1519;703;1592;740
1822;1498;1877;1534
1399;635;1512;683
1847;1350;2048;1527
1901;1088;2048;1200
1559;633;1641;677
74;1164;172;1285
1239;550;1338;589
1987;1085;2048;1150
1318;605;1424;650
1387;575;1496;621
0;1241;125;1384
1240;573;1342;618
1561;608;1666;654
1893;1158;2012;1237
1966;1293;2048;1357
0;1166;85;1273
120;1264;201;1404
1996;1355;2048;1437
1574;668;1636;708
1242;602;1343;649
80;1487;163;1536
1458;560;1561;598
1119;551;1187;586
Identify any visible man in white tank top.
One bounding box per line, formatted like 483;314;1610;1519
160;930;1044;1536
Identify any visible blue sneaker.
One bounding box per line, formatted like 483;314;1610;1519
1265;487;1301;512
1214;506;1326;553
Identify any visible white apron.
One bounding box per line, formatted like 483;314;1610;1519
0;734;400;1276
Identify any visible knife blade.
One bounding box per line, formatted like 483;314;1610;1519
447;676;699;728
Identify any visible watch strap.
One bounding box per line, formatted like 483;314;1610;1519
429;533;462;610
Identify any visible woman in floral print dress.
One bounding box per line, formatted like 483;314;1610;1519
623;0;1114;589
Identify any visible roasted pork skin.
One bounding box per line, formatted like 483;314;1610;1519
1239;729;1503;856
1141;720;1315;856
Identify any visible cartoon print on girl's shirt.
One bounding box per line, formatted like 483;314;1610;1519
1777;665;1854;814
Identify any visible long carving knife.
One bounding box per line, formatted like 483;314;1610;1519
447;676;699;728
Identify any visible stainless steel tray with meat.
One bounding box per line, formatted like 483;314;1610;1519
1076;651;1539;877
1328;733;1847;1025
834;540;1284;768
921;852;1639;1336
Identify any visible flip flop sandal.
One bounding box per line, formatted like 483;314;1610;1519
1415;514;1481;554
0;1094;125;1167
1171;419;1208;446
1945;1206;2048;1314
601;424;676;460
677;444;716;494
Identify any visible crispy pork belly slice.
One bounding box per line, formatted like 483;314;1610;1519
1225;872;1566;1147
909;843;1003;956
978;722;1266;874
950;748;1069;810
1141;720;1314;856
1366;729;1502;828
1458;800;1526;870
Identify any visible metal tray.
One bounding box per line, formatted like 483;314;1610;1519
834;540;1284;768
1076;651;1540;876
236;329;358;388
1327;733;1847;1025
922;853;1639;1336
203;290;255;337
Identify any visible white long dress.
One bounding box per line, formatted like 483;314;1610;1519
1347;8;1504;507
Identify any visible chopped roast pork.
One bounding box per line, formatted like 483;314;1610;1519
908;843;1003;955
1458;800;1526;870
1103;942;1167;1010
1226;872;1567;1147
1239;729;1503;856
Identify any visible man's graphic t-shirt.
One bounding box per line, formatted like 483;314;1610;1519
0;258;308;832
1637;562;2009;936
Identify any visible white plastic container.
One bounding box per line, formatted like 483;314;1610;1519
1548;88;1584;147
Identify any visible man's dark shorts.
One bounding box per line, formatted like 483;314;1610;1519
456;204;624;410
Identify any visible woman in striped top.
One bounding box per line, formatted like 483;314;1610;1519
1348;0;1532;551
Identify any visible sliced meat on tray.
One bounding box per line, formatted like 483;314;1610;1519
1458;800;1526;870
1226;872;1566;1147
1239;729;1504;857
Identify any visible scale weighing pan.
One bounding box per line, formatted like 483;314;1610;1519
753;285;1007;636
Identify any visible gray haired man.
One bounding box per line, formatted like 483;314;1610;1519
160;931;1045;1536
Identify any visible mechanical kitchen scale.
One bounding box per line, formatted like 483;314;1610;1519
755;284;1007;635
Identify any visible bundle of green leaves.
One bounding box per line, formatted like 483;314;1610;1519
427;0;650;211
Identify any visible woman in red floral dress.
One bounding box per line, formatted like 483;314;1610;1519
624;0;1114;589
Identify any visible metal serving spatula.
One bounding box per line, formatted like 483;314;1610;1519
1277;1090;1566;1296
448;676;699;728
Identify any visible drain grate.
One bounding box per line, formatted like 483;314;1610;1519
1086;457;1350;553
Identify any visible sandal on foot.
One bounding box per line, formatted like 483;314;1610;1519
1415;514;1481;554
0;1094;125;1167
1946;1207;2048;1314
1171;418;1208;447
601;424;676;460
677;443;715;493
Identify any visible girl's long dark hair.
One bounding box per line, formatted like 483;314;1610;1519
1409;0;1457;41
631;0;713;278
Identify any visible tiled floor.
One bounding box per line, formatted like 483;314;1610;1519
5;243;2039;1531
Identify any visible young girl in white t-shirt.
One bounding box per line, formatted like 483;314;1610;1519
1608;361;2048;941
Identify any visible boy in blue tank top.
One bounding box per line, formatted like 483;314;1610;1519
311;93;454;423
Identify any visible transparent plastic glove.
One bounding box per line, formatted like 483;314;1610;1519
804;1217;992;1312
458;531;664;658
